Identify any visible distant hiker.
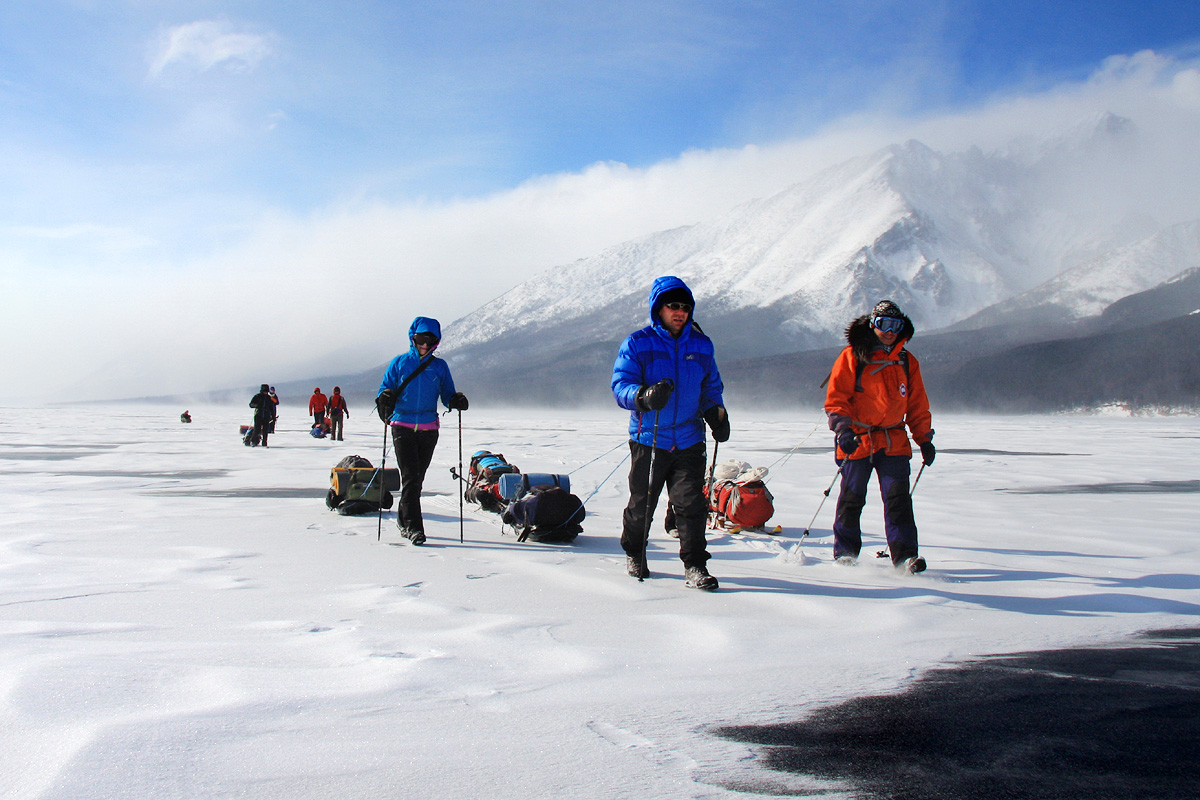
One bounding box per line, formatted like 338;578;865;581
328;387;349;441
180;410;191;423
268;386;279;433
612;276;729;590
376;317;469;545
249;383;277;448
309;387;328;428
824;299;935;574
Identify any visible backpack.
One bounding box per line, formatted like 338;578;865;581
501;486;585;543
464;451;520;513
705;460;775;530
709;480;775;529
326;455;398;515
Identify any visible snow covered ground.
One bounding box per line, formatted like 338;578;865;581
2;404;1197;799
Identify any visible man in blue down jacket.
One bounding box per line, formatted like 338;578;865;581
612;276;729;590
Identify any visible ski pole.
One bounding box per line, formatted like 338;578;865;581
910;462;926;497
704;439;719;530
799;460;845;540
457;408;464;544
639;408;660;583
377;421;388;542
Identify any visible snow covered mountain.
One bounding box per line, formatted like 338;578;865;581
955;220;1200;328
441;113;1159;377
254;112;1191;409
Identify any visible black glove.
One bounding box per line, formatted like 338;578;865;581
375;389;398;423
919;440;936;465
703;405;730;442
448;392;469;411
635;379;674;412
836;428;860;456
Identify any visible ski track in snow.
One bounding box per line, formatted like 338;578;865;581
0;404;1197;798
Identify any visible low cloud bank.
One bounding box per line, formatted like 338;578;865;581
6;50;1200;402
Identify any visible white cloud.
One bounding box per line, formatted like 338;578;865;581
5;222;154;254
148;19;275;78
8;49;1200;402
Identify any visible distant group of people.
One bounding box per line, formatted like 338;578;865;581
244;276;936;589
243;384;355;445
309;387;349;440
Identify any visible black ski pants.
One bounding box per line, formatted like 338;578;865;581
252;413;272;447
391;425;439;535
621;440;710;569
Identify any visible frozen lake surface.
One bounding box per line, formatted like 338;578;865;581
1;404;1197;798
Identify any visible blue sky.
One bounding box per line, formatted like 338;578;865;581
2;1;1200;399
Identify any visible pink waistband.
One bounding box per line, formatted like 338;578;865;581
390;419;440;431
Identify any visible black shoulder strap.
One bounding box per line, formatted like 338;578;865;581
854;349;909;393
395;354;435;396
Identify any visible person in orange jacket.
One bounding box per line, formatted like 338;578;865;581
308;387;328;428
824;299;935;574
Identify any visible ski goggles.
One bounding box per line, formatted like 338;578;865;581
663;302;692;311
411;333;439;346
871;316;905;334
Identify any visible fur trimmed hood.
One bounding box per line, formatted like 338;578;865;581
845;311;915;363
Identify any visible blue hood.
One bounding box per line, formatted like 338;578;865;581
647;276;696;329
407;316;442;351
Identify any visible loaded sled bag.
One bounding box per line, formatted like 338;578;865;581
464;451;520;513
326;455;399;515
501;486;585;543
705;459;775;530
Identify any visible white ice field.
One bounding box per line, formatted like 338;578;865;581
1;404;1197;799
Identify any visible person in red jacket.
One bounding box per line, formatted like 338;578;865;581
308;387;328;428
824;300;935;574
327;386;349;441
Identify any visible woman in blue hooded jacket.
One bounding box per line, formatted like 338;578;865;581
612;276;728;590
377;317;468;544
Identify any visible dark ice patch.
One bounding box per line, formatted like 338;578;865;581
944;448;1082;456
151;487;327;499
713;628;1200;800
1005;480;1200;494
0;452;107;462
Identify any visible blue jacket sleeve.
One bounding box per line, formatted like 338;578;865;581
378;356;403;395
612;335;646;411
700;355;725;412
437;361;457;409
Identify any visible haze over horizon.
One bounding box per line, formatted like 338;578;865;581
3;1;1199;402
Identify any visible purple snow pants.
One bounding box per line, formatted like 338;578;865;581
832;453;918;565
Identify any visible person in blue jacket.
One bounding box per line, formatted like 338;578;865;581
612;276;730;590
376;317;468;545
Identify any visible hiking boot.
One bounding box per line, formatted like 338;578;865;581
899;556;926;575
834;555;858;566
401;528;426;546
626;556;650;579
684;565;718;591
